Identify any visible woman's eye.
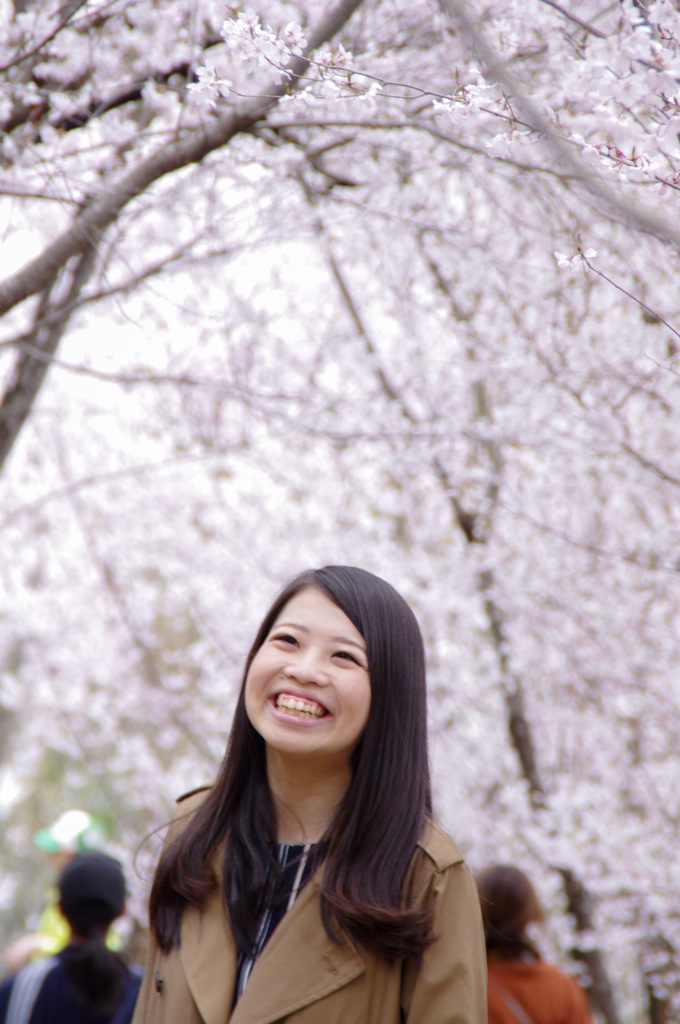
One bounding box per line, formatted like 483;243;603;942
334;650;358;663
273;633;297;645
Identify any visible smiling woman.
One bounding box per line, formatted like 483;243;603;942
132;566;487;1024
244;588;372;781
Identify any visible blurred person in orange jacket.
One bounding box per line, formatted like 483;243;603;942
477;864;594;1024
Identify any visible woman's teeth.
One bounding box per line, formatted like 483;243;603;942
276;694;326;717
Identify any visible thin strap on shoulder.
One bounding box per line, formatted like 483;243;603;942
489;978;538;1024
5;957;59;1024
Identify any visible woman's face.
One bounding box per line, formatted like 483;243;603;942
245;587;371;771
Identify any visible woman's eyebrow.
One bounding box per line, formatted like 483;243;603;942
274;621;366;652
333;636;367;651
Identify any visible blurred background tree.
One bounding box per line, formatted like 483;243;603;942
1;2;679;1021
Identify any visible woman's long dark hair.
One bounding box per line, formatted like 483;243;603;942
60;902;127;1018
150;565;433;960
476;864;544;961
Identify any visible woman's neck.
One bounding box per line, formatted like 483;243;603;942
266;751;351;844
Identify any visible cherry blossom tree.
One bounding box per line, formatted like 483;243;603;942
1;2;679;1021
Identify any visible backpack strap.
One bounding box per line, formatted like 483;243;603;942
489;978;538;1024
5;957;58;1024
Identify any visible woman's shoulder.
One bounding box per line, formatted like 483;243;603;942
489;957;590;1000
415;820;466;871
161;784;213;841
533;959;590;995
405;821;477;907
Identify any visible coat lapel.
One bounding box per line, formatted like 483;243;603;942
231;877;365;1024
178;882;238;1024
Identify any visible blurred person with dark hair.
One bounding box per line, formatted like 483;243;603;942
2;809;113;972
0;852;142;1024
476;865;593;1024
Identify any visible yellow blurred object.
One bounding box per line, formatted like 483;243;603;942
32;887;124;959
33;892;71;956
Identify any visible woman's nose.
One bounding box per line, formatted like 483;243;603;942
283;649;327;683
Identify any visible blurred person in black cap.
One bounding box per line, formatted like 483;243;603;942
0;852;142;1024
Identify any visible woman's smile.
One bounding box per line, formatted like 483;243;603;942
272;691;329;720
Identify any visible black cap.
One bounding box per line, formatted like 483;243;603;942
58;852;126;920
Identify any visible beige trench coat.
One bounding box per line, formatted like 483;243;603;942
132;798;487;1024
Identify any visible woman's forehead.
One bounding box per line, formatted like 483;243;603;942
273;587;364;643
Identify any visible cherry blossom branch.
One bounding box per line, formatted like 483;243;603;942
580;253;680;342
0;0;91;73
56;437;213;759
49;37;221;133
504;499;680;575
327;221;548;810
0;247;97;473
437;0;680;250
0;0;370;473
0;237;245;354
620;442;680;490
0;0;368;318
204;21;680;198
536;0;608;39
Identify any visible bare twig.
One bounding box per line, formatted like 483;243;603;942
537;0;607;39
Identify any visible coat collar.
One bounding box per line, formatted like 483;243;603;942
178;867;365;1024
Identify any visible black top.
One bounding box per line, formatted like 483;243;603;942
234;843;319;1004
0;947;142;1024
